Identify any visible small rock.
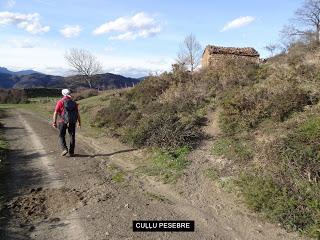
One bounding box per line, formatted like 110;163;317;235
105;232;110;236
225;226;233;231
29;226;35;232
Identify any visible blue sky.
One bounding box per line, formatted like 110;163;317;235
0;0;302;77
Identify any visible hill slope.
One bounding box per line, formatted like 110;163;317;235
82;42;320;238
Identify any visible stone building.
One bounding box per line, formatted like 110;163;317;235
202;45;260;68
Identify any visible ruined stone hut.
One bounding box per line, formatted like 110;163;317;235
202;45;260;68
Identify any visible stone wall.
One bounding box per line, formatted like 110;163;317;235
202;47;260;68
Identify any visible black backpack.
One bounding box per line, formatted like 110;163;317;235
63;99;78;124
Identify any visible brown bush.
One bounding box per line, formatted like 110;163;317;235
219;79;311;135
0;89;28;103
200;59;259;92
92;97;136;128
72;89;98;101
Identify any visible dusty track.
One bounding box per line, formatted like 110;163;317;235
0;109;308;240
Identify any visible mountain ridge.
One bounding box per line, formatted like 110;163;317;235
0;67;141;89
0;67;40;76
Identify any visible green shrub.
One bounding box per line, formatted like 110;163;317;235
278;117;320;184
241;115;320;237
219;81;311;135
141;146;190;183
112;171;125;183
238;174;320;237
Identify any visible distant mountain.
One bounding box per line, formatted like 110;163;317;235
0;67;40;76
15;70;40;75
13;73;65;88
0;73;20;88
64;73;140;89
0;69;141;89
0;67;13;75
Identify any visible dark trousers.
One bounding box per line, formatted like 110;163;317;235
58;122;76;154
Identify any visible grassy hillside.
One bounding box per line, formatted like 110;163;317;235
82;42;320;238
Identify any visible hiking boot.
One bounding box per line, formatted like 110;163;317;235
61;149;68;156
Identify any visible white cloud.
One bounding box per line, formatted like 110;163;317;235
0;11;50;34
221;16;255;32
0;42;172;78
93;12;161;40
0;45;65;74
7;38;36;48
96;53;172;77
42;66;69;76
60;25;82;38
104;46;115;53
5;0;16;8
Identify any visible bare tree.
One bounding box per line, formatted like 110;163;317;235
177;33;202;73
65;48;103;88
281;0;320;45
264;43;279;57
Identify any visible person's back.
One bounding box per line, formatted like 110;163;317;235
52;89;81;157
62;98;78;126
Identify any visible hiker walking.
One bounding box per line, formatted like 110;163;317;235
52;89;81;157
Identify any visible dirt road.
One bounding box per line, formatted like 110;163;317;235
0;109;307;240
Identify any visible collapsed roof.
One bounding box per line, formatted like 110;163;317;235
204;45;260;57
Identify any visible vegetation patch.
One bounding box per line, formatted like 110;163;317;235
219;81;311;135
209;42;320;238
108;164;126;183
91;71;209;149
140;146;190;183
237;174;320;238
0;89;28;104
203;168;219;181
212;137;254;162
144;192;172;204
111;171;125;183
